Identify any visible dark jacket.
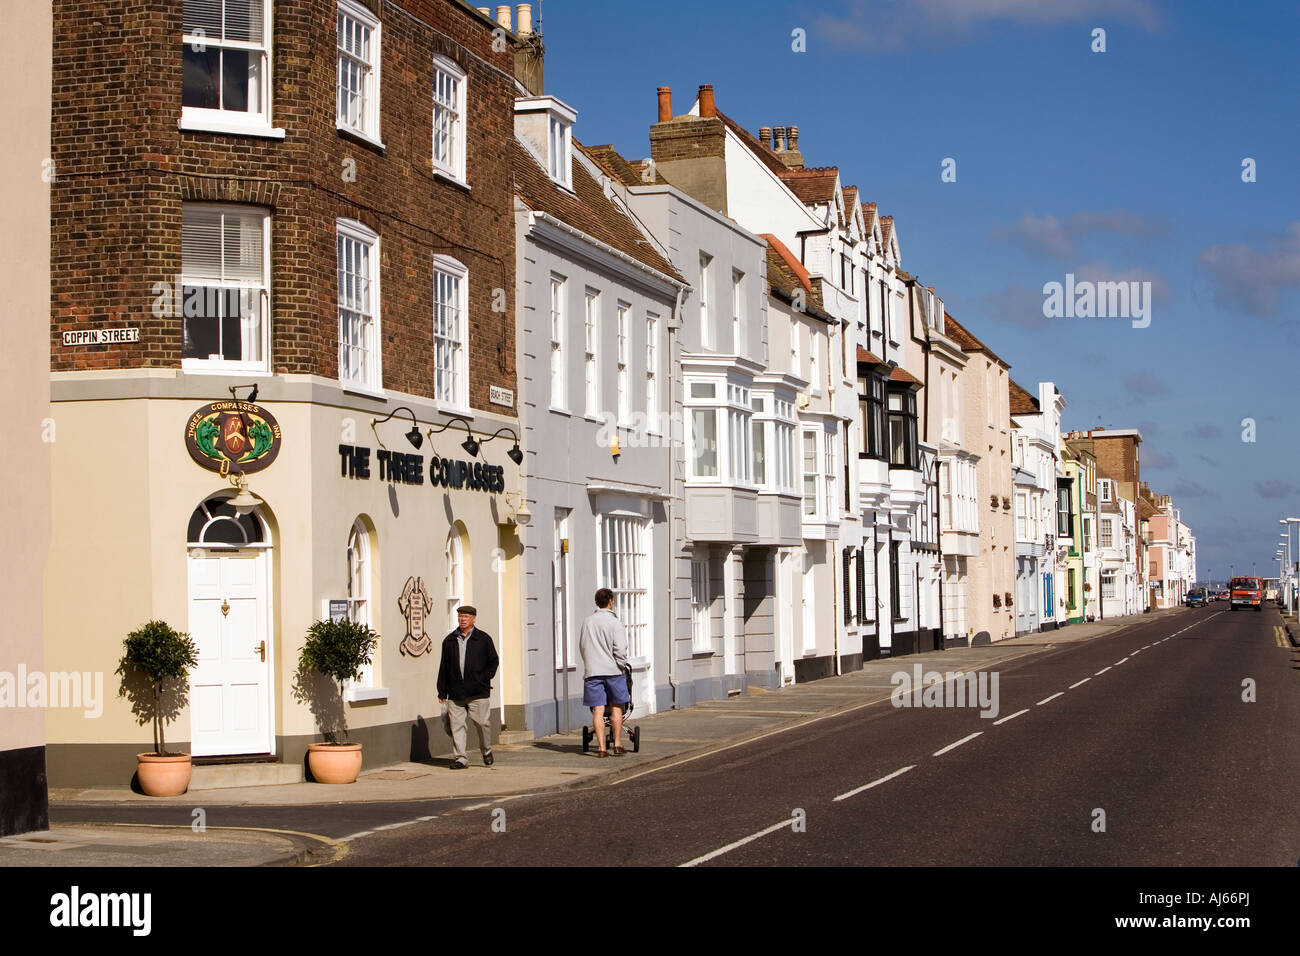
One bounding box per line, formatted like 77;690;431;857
436;627;499;701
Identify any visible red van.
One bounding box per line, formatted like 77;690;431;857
1229;576;1263;612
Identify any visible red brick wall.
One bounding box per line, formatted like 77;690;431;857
51;0;517;412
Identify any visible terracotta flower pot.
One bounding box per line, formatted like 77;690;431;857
307;742;363;784
136;753;192;796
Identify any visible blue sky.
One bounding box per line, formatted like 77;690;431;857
539;0;1300;579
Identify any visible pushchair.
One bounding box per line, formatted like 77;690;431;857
581;664;641;753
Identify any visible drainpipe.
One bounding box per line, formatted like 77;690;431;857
666;283;688;709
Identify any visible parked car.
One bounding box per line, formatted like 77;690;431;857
1185;588;1209;608
1229;576;1263;612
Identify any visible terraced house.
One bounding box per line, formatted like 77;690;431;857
44;0;527;787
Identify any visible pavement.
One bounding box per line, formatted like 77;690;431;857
8;607;1190;867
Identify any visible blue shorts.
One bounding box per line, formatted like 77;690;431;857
583;674;629;708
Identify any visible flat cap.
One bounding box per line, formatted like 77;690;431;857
456;605;477;616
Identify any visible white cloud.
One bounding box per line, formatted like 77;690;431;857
1197;222;1300;317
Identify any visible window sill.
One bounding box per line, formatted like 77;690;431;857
549;406;572;417
337;124;385;152
432;169;471;192
179;115;286;140
691;648;715;658
434;401;473;419
341;382;387;401
346;686;389;703
180;363;273;376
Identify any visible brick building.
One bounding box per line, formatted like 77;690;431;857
45;0;528;786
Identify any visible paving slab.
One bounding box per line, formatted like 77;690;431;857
0;824;318;867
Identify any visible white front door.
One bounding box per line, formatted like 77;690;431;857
188;551;272;756
777;551;795;684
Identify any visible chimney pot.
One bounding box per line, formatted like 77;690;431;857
698;84;716;118
477;6;490;15
496;5;512;30
788;125;799;150
516;4;532;34
657;87;672;123
758;126;772;148
773;125;786;151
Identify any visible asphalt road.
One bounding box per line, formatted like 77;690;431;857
327;606;1300;866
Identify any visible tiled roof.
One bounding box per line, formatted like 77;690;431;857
942;312;1010;368
778;166;839;205
513;138;682;282
880;215;894;249
761;233;831;322
581;143;644;187
1009;379;1040;415
889;365;922;386
843;186;858;216
862;201;877;235
856;346;883;365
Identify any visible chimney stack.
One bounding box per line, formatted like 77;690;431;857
697;84;716;118
758;126;772;149
773;126;786;151
496;5;512;30
657;87;672;123
477;6;490;15
516;3;532;35
777;123;804;169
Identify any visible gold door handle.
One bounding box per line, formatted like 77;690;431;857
253;641;265;662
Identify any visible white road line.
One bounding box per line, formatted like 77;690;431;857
1095;666;1112;675
992;708;1028;726
833;765;915;802
372;820;418;831
1130;649;1142;655
933;732;983;756
340;830;373;842
1115;657;1129;665
1037;692;1064;705
680;817;796;867
1068;677;1091;689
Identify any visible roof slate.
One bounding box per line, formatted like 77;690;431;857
513;138;682;282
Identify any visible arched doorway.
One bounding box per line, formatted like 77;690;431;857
186;495;275;757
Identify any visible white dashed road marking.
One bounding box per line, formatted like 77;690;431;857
1069;677;1091;689
1095;666;1112;675
1037;692;1064;705
834;765;916;802
992;709;1028;726
933;732;983;756
681;817;797;867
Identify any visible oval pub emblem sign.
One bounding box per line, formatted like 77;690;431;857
185;401;282;475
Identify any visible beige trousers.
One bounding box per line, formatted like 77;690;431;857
445;697;491;765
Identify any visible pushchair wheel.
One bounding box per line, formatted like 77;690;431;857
581;724;591;753
631;726;641;753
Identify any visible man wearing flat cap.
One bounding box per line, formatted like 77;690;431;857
437;605;499;769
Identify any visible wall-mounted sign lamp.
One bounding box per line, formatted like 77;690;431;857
371;406;424;449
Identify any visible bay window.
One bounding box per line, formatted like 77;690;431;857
886;385;919;468
858;370;887;460
727;383;751;485
801;428;820;517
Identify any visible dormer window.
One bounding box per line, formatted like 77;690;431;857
515;95;578;190
549;115;571;187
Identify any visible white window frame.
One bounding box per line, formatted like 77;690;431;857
616;302;630;425
180;203;271;374
731;269;744;356
598;513;651;662
726;382;753;486
433;255;469;411
432;55;467;184
336;0;382;145
1101;518;1115;550
809;333;821;395
548;114;572;188
346;519;374;688
801;426;823;519
823;427;836;517
699;253;713;350
337;218;382;394
445;529;464;632
686;380;721;482
691;557;711;653
550;274;567;411
645;312;659;432
584;289;600;418
181;0;281;137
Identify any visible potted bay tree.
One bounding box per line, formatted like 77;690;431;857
116;620;199;796
298;617;378;784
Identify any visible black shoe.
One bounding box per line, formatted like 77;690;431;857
450;760;468;770
483;751;494;767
